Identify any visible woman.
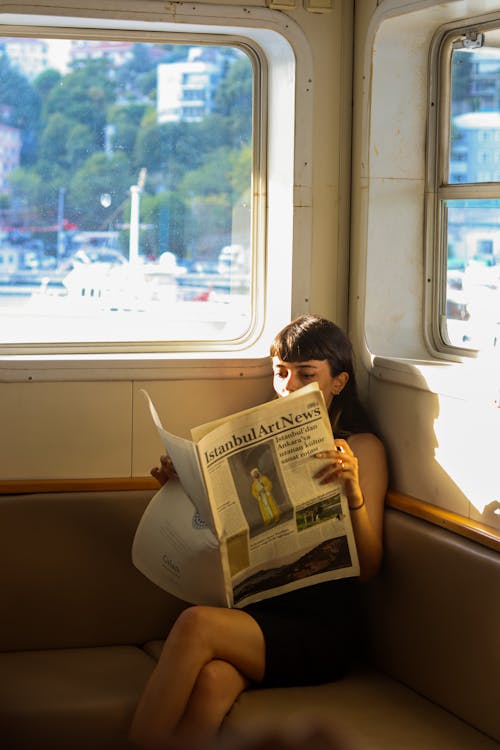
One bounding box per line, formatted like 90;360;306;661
130;314;388;749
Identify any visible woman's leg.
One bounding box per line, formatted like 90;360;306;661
129;606;265;749
175;659;249;741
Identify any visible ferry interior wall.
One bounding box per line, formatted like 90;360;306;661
0;0;499;749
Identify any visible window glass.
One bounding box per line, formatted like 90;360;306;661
0;36;255;350
450;47;500;184
444;198;500;349
442;35;500;351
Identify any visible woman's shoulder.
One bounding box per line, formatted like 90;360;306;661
347;431;386;456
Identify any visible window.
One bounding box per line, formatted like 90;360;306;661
0;34;258;352
437;27;500;353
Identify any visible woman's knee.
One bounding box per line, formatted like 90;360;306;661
192;660;248;710
166;605;215;650
163;605;265;683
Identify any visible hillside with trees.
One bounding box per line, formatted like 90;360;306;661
0;42;252;264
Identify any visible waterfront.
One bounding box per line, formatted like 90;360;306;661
0;281;251;345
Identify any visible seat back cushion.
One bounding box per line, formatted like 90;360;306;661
0;490;186;651
363;509;500;742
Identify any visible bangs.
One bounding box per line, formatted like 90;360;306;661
271;331;331;363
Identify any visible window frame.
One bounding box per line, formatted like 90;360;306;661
427;21;500;358
0;2;314;380
0;30;263;356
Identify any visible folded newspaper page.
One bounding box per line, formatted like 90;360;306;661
132;383;360;608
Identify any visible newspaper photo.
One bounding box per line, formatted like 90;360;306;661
132;382;359;608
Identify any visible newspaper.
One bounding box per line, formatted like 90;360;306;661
132;382;359;609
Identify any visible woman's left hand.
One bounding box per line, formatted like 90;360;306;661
315;434;387;580
313;440;363;507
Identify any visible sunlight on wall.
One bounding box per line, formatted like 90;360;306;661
434;393;500;516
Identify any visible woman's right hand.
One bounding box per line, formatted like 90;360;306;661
150;454;178;486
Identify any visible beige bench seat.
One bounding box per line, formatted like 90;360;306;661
0;491;498;750
226;668;499;750
0;646;155;750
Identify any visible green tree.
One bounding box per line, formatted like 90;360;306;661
66;123;96;170
33;68;62;100
44;58;116;149
228;144;252;198
114;45;158;102
181;141;251;202
134;117;231;182
107;103;148;155
181;146;233;197
37;113;72;169
135;69;158;101
8;168;43;213
192;114;231;156
138;190;187;258
68;151;131;230
10;166;68;228
116;43;156;85
213;55;253;145
128;43;155;74
0;53;41;164
4;41;254;253
179;143;251;255
185;193;231;257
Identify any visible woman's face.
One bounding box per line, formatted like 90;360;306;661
272;357;346;408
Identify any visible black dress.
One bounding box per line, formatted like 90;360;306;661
243;576;358;688
243;421;368;688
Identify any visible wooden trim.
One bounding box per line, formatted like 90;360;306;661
387;491;500;553
0;477;158;494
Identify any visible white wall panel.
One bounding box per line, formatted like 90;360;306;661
132;377;273;477
0;381;132;479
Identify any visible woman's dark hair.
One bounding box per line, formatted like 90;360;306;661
270;314;373;437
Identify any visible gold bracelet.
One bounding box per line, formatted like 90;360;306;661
349;499;365;511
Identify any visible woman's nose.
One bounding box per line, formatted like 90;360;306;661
284;372;298;391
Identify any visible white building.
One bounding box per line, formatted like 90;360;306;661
1;38;49;80
452;111;500;183
0;123;21;193
157;47;223;124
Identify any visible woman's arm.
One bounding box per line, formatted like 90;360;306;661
314;434;388;581
344;433;387;580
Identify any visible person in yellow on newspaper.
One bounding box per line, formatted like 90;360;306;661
130;314;388;750
250;467;281;525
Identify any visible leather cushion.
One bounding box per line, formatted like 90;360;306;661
0;645;155;750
